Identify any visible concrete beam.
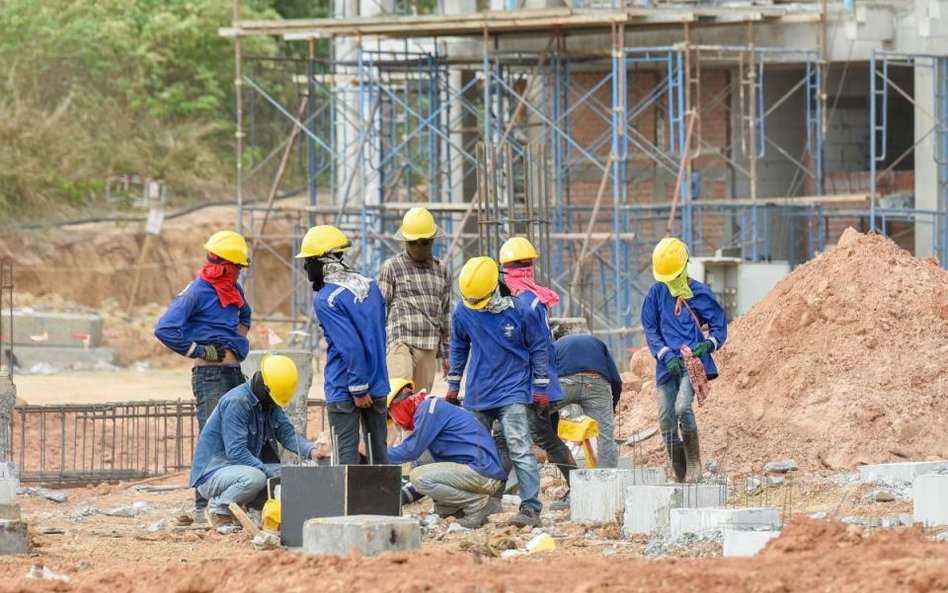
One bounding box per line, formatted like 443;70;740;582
12;346;116;371
669;506;781;540
622;483;727;537
722;527;781;557
302;515;420;556
0;520;28;554
859;461;948;483
913;473;948;527
3;311;103;348
570;467;666;522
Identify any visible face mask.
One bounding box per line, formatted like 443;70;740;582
405;240;433;263
251;372;275;410
303;258;325;292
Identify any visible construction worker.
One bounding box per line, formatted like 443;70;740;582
387;378;506;529
641;237;727;482
447;256;546;528
498;237;577;488
554;334;623;468
155;230;252;520
296;225;389;465
189;355;320;528
378;207;451;393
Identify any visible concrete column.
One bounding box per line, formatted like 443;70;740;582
915;65;937;258
0;376;14;463
242;350;313;437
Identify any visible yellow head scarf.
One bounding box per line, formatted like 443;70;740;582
664;271;693;300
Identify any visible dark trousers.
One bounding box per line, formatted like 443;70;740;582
191;365;246;509
495;404;577;486
327;398;389;465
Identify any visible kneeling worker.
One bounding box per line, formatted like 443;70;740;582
387;378;506;529
189;355;322;527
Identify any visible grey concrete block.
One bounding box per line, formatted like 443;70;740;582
859;461;948;483
0;520;28;554
669;507;781;540
302;515;420;556
913;473;948;527
722;528;781;557
622;483;727;537
243;349;312;436
14;345;116;370
570;467;667;522
5;310;103;348
0;478;16;504
0;504;20;521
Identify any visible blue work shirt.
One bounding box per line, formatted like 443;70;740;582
447;297;550;411
388;397;506;482
315;281;389;403
554;334;623;407
154;278;252;361
514;291;563;403
188;383;314;486
640;279;728;386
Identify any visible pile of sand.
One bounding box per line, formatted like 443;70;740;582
617;228;948;474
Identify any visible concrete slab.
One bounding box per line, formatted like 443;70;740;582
0;478;16;504
302;515;420;556
622;483;727;537
4;310;103;348
722;528;781;557
570;467;667;522
243;350;312;436
0;520;28;554
13;345;116;370
669;507;781;540
913;474;948;527
859;461;948;483
0;504;20;521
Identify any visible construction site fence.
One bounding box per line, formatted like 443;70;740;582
9;399;328;486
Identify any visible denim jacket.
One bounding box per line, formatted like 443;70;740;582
188;383;314;486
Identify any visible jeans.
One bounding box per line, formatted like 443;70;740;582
192;365;246;431
327;398;389;465
197;463;278;516
471;404;541;512
656;374;697;450
559;373;619;468
495;405;577;485
410;462;501;516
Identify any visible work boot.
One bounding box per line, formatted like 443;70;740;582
548;489;570;512
670;444;687;483
483;496;503;517
457;503;493;529
433;504;465;519
510;507;541;528
681;429;702;482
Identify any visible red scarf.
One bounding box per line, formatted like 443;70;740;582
390;390;427;431
504;263;560;308
199;256;245;308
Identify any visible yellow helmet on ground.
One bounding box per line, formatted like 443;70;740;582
395;207;443;241
499;237;538;265
295;225;351;259
260;354;298;407
652;237;689;282
459;256;499;310
204;231;250;267
387;377;415;408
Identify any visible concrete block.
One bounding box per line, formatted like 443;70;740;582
913;473;948;527
859;461;948;483
243;349;312;436
0;520;28;554
13;345;116;370
302;515;420;556
570;467;667;522
0;504;20;521
722;528;781;557
622;483;727;537
0;478;16;504
4;310;103;348
549;317;590;340
669;507;781;540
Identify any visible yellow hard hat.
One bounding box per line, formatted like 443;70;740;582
499;237;539;265
395;207;443;241
387;377;415;408
262;498;281;532
204;230;250;267
459;256;499;310
260;354;298;407
295;225;352;259
652;237;689;282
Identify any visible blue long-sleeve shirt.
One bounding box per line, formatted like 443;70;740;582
154;278;252;361
447;297;549;411
640;279;727;386
515;291;563;403
388;397;506;481
315;281;389;403
188;383;314;486
554;334;623;407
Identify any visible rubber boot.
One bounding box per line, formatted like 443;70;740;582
670;444;687;483
681;429;702;482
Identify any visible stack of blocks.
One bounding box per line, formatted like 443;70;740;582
0;464;27;554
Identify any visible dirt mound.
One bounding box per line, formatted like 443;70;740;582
618;229;948;474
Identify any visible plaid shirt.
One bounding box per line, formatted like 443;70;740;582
377;252;451;358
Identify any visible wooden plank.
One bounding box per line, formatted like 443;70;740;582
228;503;261;536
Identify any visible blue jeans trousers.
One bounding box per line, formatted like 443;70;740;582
471;404;541;513
192;365;246;431
656;374;697;450
197;463;279;516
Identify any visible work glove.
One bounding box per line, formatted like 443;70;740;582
533;393;550;410
445;390;461;406
692;340;714;357
665;356;684;378
198;344;226;363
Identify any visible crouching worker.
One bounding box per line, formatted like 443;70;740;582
189;355;322;528
386;378;506;529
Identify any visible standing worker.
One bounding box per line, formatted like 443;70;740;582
296;225;389;465
378;207;451;393
387;378;506;529
498;237;577;486
155;230;252;520
641;237;726;482
554;334;623;468
447;256;546;528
